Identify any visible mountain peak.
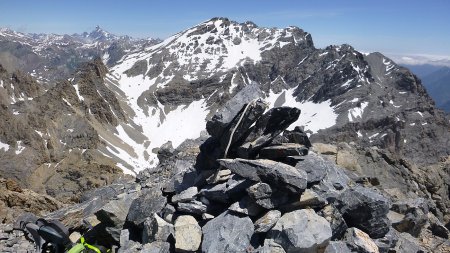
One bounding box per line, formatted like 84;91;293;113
88;25;113;41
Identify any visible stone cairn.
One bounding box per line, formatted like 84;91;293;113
2;99;449;253
119;99;394;253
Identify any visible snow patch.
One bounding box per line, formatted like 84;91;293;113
0;141;10;151
15;141;25;154
348;102;369;122
74;84;84;101
265;88;338;134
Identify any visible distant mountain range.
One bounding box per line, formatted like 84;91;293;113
402;64;450;112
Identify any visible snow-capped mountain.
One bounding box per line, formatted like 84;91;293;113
0;26;160;84
102;17;448;171
0;18;449;199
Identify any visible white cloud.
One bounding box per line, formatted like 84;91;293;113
386;53;450;67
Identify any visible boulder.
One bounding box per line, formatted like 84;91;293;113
254;210;282;233
160;204;176;223
142;214;174;244
206;169;232;184
344;227;379;253
374;228;399;253
206;98;267;140
259;143;309;160
94;191;139;242
390;198;429;237
236;107;301;158
260;239;287;253
335;186;390;238
228;197;263;217
177;200;207;215
280;189;327;211
393;233;424;253
126;188;167;226
225;174;254;199
199;182;230;203
247;182;272;200
141;241;170;253
202;210;254;253
283;126;312;148
217;99;268;155
218;158;307;194
174;215;202;252
324;241;352;253
171;186;198;204
267;209;332;253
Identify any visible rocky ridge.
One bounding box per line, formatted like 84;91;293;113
2;103;448;252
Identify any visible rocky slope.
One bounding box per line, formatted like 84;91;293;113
2;103;448;252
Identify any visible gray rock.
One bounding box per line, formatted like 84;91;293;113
260;239;287;253
374;228;399;253
344;227;379;253
171;186;198;203
177;200;207;215
141;241;170;253
280;189;327;211
255;210;281;233
95;192;138;226
202;210;254;253
218;158;307;194
229;197;263;217
202;213;214;221
247;182;272;200
295;151;350;190
259;143;309;160
236;107;301;158
267;209;332;253
119;229;131;248
206;97;266;140
126;188;167;226
95;191;139;242
318;204;348;240
390;198;429;237
206;169;232;184
174;215;202;252
393;233;423;253
142;214;174;244
161;167;198;194
324;241;352;253
199;182;230;203
283;127;312;148
335;186;391;239
225;174;254;198
160;204;176;223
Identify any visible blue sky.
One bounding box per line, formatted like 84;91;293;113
1;0;449;61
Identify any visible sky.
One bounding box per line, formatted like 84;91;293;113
1;0;449;65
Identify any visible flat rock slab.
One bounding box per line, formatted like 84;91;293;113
259;143;309;160
218;158;307;194
267;209;332;253
171;186;198;203
202;210;254;253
